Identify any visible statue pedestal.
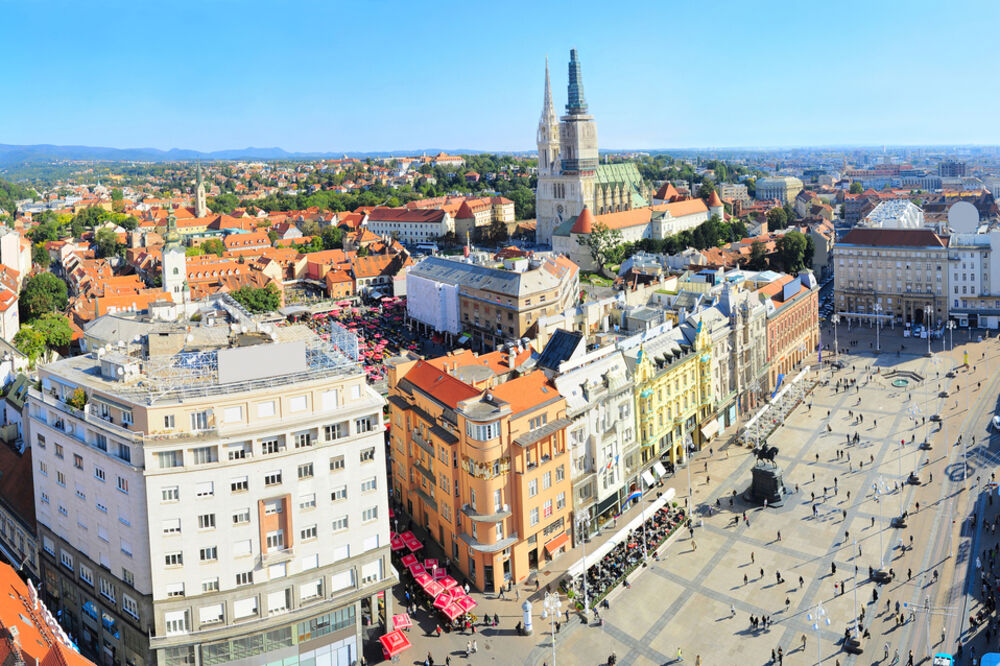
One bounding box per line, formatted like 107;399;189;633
743;462;786;507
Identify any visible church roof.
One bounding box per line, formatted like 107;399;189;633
655;182;681;201
571;206;595;234
456;201;475;219
595;163;648;208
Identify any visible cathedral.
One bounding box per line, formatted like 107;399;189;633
535;49;651;246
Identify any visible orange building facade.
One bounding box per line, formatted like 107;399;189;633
387;349;573;593
760;273;820;392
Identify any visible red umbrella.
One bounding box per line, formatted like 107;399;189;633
379;630;411;658
405;538;424;552
400;554;417;567
424;558;438;569
408;563;426;576
390;536;405;551
441;602;464;621
392;613;412;630
413;572;432;586
438;575;458;590
455;596;477;613
433;594;452;611
424;579;445;597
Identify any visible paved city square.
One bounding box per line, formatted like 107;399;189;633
390;326;1000;665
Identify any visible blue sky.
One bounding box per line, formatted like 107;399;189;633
4;0;999;152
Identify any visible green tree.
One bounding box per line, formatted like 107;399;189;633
32;243;51;269
849;181;864;194
357;245;370;257
747;240;769;270
110;188;125;213
766;207;788;231
74;206;111;228
774;230;808;272
207;193;240;214
14;326;46;366
95;228;121;258
267;230;279;244
185;246;205;257
576;222;624;276
201;238;226;256
321;226;343;250
20;272;68;321
33;313;73;349
230;284;281;313
803;233;816;269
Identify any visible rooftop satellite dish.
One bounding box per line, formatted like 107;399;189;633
949;201;979;234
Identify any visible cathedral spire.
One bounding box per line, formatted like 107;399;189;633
194;163;207;218
540;57;557;126
566;48;588;115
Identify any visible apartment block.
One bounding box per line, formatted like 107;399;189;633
30;321;395;666
386;348;572;593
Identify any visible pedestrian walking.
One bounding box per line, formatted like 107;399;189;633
751;551;755;563
473;640;478;654
677;647;684;662
731;604;736;618
801;633;807;648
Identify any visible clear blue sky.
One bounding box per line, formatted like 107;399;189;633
4;0;999;153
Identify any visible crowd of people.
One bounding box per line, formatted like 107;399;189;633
565;503;686;606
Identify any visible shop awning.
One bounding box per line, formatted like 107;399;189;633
379;630;411;658
701;420;720;440
544;532;570;555
641;469;656;487
652;461;667;477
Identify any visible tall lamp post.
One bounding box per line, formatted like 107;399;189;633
947;319;956;352
924;305;933;356
831;314;841;361
807;602;831;666
873;303;883;352
542;592;561;666
575;515;591;618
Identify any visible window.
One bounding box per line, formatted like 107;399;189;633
331;570;354;592
223;406;243;423
158;451;183;468
289;395;308;412
166;582;185;597
355;416;375;433
38;461;47;476
294;432;312;449
56;471;65;486
234;597;258;619
200;546;218;561
329;455;345;471
164;610;189;635
266;531;284;550
297;463;314;479
361;477;377;493
191;446;218;464
466;422;500;441
300;525;318;541
79;564;94;586
262;438;284;455
121;410;133;425
529;414;548;431
331;486;347;501
528;479;538;497
300;579;322;601
530;507;539;526
122;594;139;620
360;447;375;463
60;550;73;571
267;589;290;615
163;414;175;429
232;508;251;525
58;505;67;516
332;516;349;532
264;499;283;515
73;454;83;470
196;481;214;497
495;522;504;540
361;506;378;523
556;492;566;510
542;471;552;490
202;578;220;593
36;434;45;449
116;476;128;494
96;502;108;514
99;577;116;602
54;443;64;459
325;423;345;441
235;571;253;586
199;603;224;626
165;551;183;567
257;401;276;418
361;560;382;585
162;518;181;535
40;492;49;504
543;498;553;518
190;411;209;430
94;434;107;451
556;464;565;482
233;539;252;557
299;493;316;510
117;443;131;463
231;476;249;493
198;514;216;529
122;568;134;587
161;486;180;502
94;466;106;482
227;442;250;460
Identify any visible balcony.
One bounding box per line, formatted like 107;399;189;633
411;429;435;457
461;504;512;523
258;546;294;567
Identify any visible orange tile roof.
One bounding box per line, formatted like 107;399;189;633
489;369;559;415
403;360;482;408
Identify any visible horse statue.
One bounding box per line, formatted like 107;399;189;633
753;444;779;463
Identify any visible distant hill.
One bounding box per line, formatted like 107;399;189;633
0;144;520;165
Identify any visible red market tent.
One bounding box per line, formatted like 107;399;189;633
455;596;477;613
438;575;459;590
423;579;445;597
379;630;411;659
400;554;418;567
408;563;426;576
433;594;452;611
441;603;464;621
424;558;438;569
392;613;412;631
413;572;432;586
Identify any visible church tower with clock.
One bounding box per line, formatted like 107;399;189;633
536;49;599;246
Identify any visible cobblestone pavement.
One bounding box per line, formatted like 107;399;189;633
379;327;1000;665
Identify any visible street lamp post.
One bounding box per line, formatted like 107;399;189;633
874;303;883;352
807;602;831;666
925;305;933;356
542;592;561;666
832;314;841;361
947;320;955;351
576;515;591;618
873;480;887;568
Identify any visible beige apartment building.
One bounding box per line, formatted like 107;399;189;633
834;228;949;325
30;320;395;666
387;348;573;593
755;176;804;204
